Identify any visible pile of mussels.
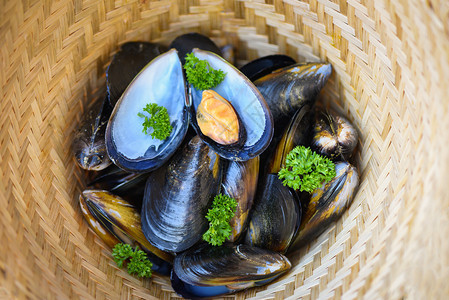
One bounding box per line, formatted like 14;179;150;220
74;33;360;299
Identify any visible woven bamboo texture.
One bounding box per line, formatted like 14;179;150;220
1;0;449;299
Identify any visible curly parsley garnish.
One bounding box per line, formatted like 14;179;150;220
184;53;226;90
112;243;153;278
137;103;172;140
278;146;336;193
203;194;237;246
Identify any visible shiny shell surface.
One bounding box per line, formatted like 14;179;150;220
72;95;112;171
254;63;332;139
141;136;222;253
169;32;222;65
288;162;359;252
222;157;259;242
190;49;273;161
80;190;173;275
244;174;301;253
239;54;296;82
105;49;189;173
174;243;291;288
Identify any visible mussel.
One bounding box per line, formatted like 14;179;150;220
254;63;332;140
106;42;163;107
288;161;359;252
79;190;173;275
266;104;313;174
244;174;301;253
311;109;358;161
239;54;296;82
222;157;259;242
72;95;112;171
105;49;190;173
87;164;148;209
169;32;222;65
189;49;274;161
141;136;223;253
171;244;291;298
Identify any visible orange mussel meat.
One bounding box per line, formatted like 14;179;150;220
196;90;240;145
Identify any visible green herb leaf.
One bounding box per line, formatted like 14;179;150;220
138;103;173;140
184;53;226;90
112;243;153;278
203;194;237;246
278;146;336;193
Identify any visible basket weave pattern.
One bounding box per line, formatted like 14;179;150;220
1;0;449;299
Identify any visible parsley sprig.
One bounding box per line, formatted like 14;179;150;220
278;146;336;193
137;103;172;140
184;53;226;90
112;243;153;278
203;194;237;246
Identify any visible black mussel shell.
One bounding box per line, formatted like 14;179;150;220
87;164;148;210
264;104;313;175
105;49;189;173
245;174;301;253
311;109;358;161
174;244;291;290
254;63;332;140
169;33;222;65
189;49;274;161
288;162;359;253
106;42;163;107
171;271;233;300
222;157;259;242
72;95;113;171
240;54;296;82
141;136;222;253
79;190;173;275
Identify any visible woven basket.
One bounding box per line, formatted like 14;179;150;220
2;0;449;299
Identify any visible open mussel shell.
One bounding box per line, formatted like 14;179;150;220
105;49;189;173
141;136;223;253
72;95;112;171
239;54;296;82
79;190;173;275
288;162;359;253
222;157;259;242
254;62;332;139
189;49;274;161
311;109;358;161
244;174;301;253
173;244;291;295
169;33;222;65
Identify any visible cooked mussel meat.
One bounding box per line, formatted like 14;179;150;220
105;49;189;173
311;109;358;161
79;190;173;275
244;174;301;253
196;90;245;146
288;162;359;253
141;136;223;253
172;243;291;298
189;49;273;161
72;95;112;171
254;63;332;139
222;157;259;242
106;42;163;107
240;54;296;82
